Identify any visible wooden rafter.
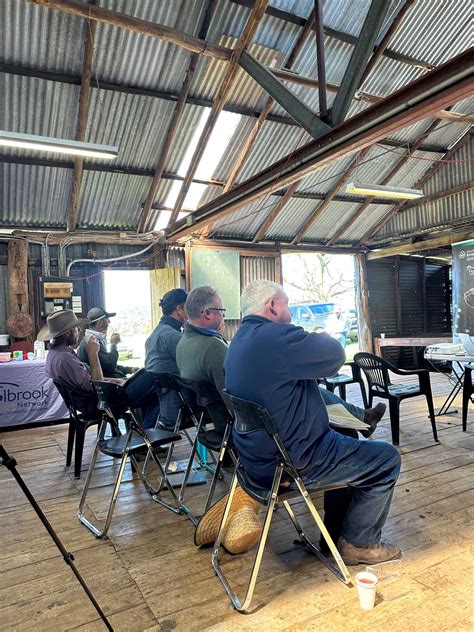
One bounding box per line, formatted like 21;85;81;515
28;0;232;61
359;129;473;243
66;2;96;233
367;231;474;259
139;0;218;233
252;181;301;243
168;0;269;224
326;118;443;246
166;49;472;241
290;146;372;245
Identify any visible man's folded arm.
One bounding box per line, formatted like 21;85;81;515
284;327;345;380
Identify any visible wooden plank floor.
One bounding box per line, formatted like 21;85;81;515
1;373;473;631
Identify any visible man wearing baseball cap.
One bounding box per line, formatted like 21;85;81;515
145;288;188;428
77;307;132;378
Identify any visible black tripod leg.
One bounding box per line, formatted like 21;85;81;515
0;444;113;631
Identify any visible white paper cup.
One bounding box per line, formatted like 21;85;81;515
380;333;386;339
355;571;378;610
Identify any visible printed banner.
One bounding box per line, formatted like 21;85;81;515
452;239;474;336
0;360;68;427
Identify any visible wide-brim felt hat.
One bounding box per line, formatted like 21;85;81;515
37;310;90;341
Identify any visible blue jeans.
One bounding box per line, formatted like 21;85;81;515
319;386;365;420
300;429;401;546
123;369;160;429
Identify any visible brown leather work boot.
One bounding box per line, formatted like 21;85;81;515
338;537;401;566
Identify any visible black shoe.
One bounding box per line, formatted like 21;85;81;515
361;403;387;438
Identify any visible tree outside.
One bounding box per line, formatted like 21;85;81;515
282;253;359;360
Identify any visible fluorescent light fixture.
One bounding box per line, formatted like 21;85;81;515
346;181;424;199
0;130;118;160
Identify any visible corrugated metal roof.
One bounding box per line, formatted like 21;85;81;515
1;163;72;227
1;0;85;73
0;0;471;245
77;170;151;230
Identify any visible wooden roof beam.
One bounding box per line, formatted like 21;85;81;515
139;0;218;233
28;0;232;61
1;61;463;138
168;0;269;224
367;231;474;259
165;49;473;241
66;2;96;232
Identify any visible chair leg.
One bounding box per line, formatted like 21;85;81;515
425;392;439;442
212;465;282;613
77;420;126;538
462;370;472;432
74;422;86;479
388;398;400;446
203;423;232;514
66;418;75;467
282;494;350;585
338;384;347;401
358;379;369;409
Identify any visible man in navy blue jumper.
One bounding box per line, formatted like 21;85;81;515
224;280;401;565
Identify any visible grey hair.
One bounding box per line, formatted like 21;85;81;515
186;285;221;318
241;280;285;317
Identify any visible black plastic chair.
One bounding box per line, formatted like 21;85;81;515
78;380;189;538
462;364;473;432
354;352;438;446
53;380;104;479
319;361;368;408
212;394;351;613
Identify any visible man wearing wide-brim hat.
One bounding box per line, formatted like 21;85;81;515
39;309;115;417
41;310;160;426
77;307;133;379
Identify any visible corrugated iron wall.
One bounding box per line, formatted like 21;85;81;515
367;255;451;368
224;254;277;340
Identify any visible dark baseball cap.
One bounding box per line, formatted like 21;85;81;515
86;307;117;323
159;288;188;314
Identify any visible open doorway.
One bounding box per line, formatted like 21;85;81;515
282;253;359;360
103;269;152;367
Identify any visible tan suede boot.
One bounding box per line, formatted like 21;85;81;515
338;537;401;566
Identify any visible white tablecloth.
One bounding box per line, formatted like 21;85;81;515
0;359;68;427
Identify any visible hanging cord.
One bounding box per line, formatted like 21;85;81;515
0;445;113;631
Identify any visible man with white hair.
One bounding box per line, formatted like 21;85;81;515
224;280;401;565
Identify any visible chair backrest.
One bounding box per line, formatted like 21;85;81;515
53;379;84;421
353;352;391;391
152;372;180;394
226;393;294;472
92;380;129;412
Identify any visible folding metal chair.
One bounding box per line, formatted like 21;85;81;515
212;393;351;613
186;381;236;513
78;380;191;538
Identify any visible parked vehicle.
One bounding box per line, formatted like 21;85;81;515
347;308;359;342
289;302;335;332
